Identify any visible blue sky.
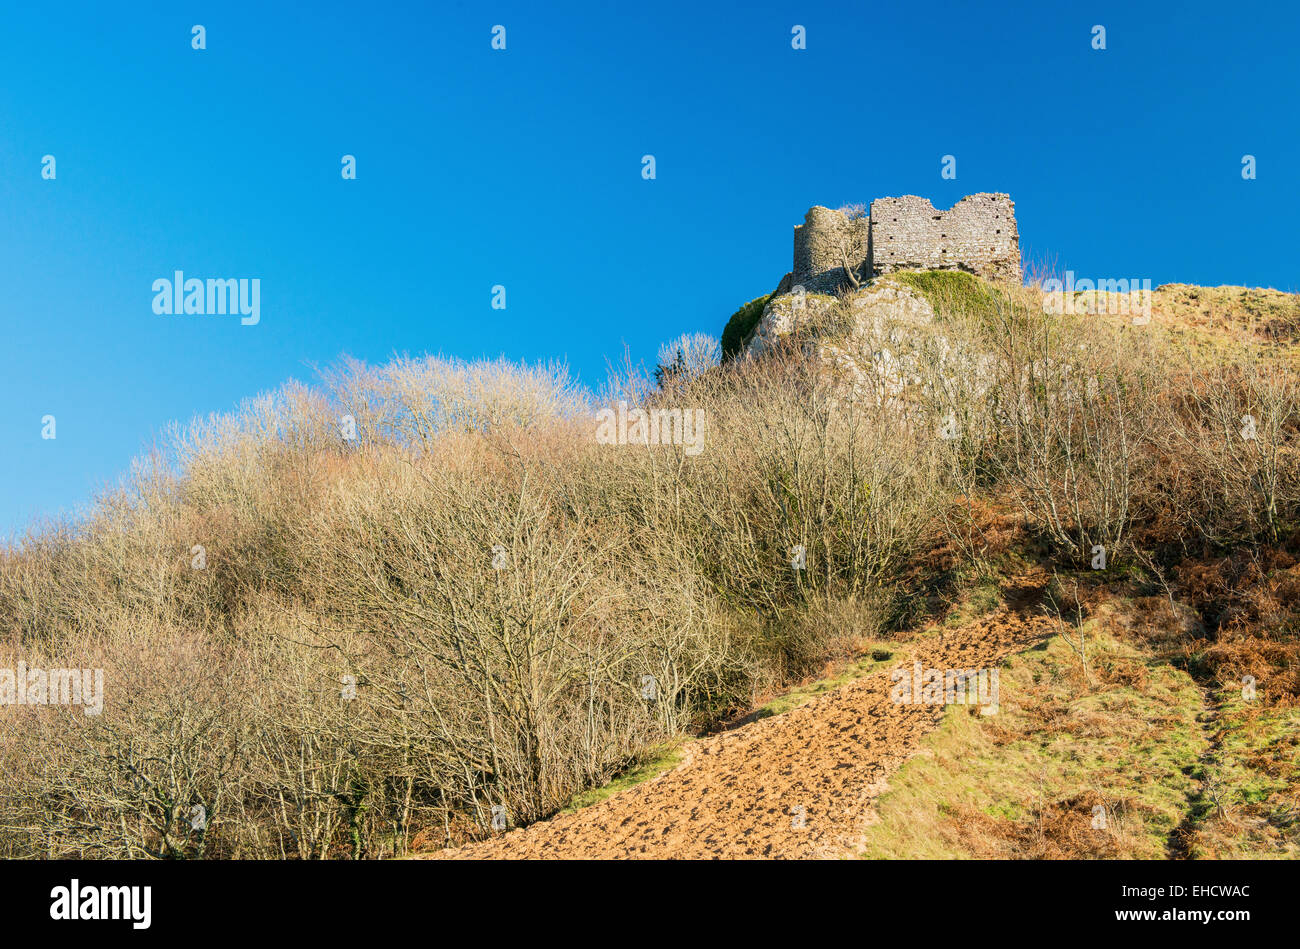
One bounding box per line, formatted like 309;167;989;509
2;0;1297;537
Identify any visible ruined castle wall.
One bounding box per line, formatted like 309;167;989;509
792;206;869;293
868;194;1020;282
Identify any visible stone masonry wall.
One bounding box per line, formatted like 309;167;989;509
868;193;1019;282
792;206;869;293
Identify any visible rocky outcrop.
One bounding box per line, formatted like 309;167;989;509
735;191;1020;403
743;277;937;358
742;276;997;407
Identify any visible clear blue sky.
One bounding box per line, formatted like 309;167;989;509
2;0;1297;537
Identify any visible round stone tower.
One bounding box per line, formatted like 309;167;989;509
792;206;869;293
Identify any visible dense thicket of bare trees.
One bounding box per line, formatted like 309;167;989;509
1;291;1296;858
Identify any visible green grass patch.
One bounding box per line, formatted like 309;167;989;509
856;626;1207;858
941;575;1005;630
561;742;686;813
888;270;1004;326
1185;695;1300;858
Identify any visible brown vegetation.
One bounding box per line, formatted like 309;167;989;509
1;281;1297;859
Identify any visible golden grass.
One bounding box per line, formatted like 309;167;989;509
858;616;1206;859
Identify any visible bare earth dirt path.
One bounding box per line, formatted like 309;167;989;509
431;579;1051;859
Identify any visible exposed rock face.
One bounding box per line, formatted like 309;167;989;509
743;290;842;358
739;193;1019;402
743;277;995;408
838;279;937;335
743;278;936;359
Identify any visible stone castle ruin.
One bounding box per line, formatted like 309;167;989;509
784;193;1020;293
740;192;1021;361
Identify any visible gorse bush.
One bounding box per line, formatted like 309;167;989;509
1;290;1297;859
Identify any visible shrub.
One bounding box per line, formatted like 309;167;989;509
720;294;772;361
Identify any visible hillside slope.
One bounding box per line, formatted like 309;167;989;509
4;277;1296;861
432;574;1052;859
